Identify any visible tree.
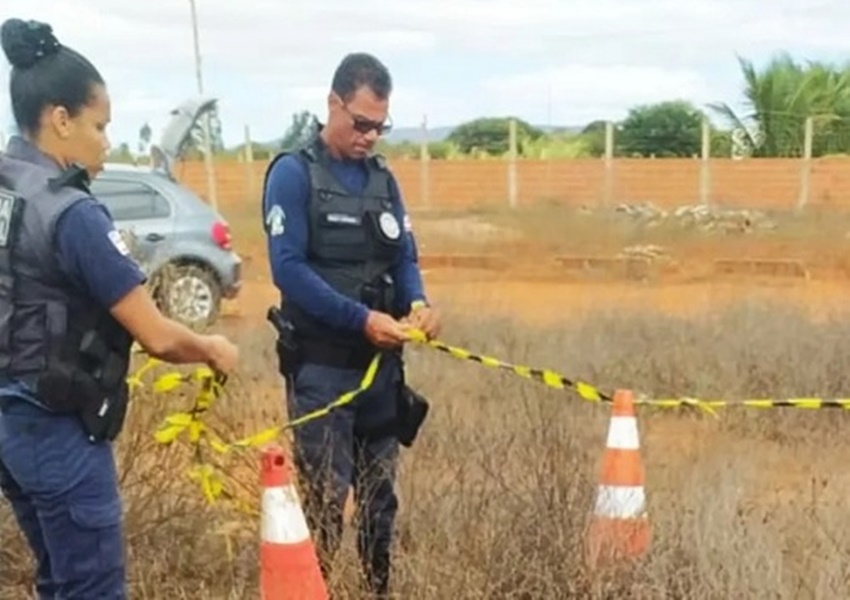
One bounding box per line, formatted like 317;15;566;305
280;110;318;151
578;120;609;157
108;142;134;163
426;140;463;159
617;101;703;158
138;122;152;155
710;129;734;157
375;139;418;159
521;131;597;158
708;53;850;157
446;117;544;156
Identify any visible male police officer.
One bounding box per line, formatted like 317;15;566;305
262;52;439;596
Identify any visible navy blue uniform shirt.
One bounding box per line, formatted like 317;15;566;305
263;151;427;333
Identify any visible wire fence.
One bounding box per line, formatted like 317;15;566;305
169;115;850;214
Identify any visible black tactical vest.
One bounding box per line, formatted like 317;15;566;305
0;138;134;441
265;135;404;346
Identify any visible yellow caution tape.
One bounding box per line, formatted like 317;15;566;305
223;353;382;451
125;357;161;390
189;464;224;505
124;327;850;508
406;329;609;403
639;397;850;410
140;352;382;506
405;329;850;414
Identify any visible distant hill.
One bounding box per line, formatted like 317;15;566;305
382;126;454;144
383;124;584;144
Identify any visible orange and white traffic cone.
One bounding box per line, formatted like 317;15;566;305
260;444;328;600
586;389;651;568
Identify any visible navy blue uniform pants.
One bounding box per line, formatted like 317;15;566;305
285;353;402;596
0;397;125;599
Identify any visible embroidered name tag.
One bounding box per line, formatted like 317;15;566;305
326;213;361;225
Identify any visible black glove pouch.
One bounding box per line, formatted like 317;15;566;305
395;385;429;447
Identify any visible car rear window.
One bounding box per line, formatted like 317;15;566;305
91;178;172;221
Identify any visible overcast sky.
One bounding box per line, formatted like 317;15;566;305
1;0;847;150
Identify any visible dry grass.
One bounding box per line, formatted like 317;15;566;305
4;299;850;598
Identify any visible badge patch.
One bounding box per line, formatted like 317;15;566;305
0;190;19;248
378;212;400;240
265;204;285;236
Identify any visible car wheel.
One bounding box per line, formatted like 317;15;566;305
156;263;222;329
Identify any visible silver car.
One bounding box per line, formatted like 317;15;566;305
90;98;242;329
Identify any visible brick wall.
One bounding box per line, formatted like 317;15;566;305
173;157;850;212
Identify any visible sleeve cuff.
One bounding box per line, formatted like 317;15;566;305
353;304;371;331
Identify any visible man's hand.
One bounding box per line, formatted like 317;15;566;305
365;310;410;349
406;303;440;340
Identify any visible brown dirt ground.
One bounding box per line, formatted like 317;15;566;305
220;201;850;325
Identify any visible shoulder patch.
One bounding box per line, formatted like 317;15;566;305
107;229;131;256
265;204;285;236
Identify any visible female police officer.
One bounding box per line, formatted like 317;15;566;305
0;18;239;598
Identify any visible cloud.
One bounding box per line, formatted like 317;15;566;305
481;65;716;124
2;0;848;146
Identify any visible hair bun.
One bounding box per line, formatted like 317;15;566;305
1;18;61;70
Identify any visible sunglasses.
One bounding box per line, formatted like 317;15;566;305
343;104;392;135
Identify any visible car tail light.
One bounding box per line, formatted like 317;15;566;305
211;220;231;250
